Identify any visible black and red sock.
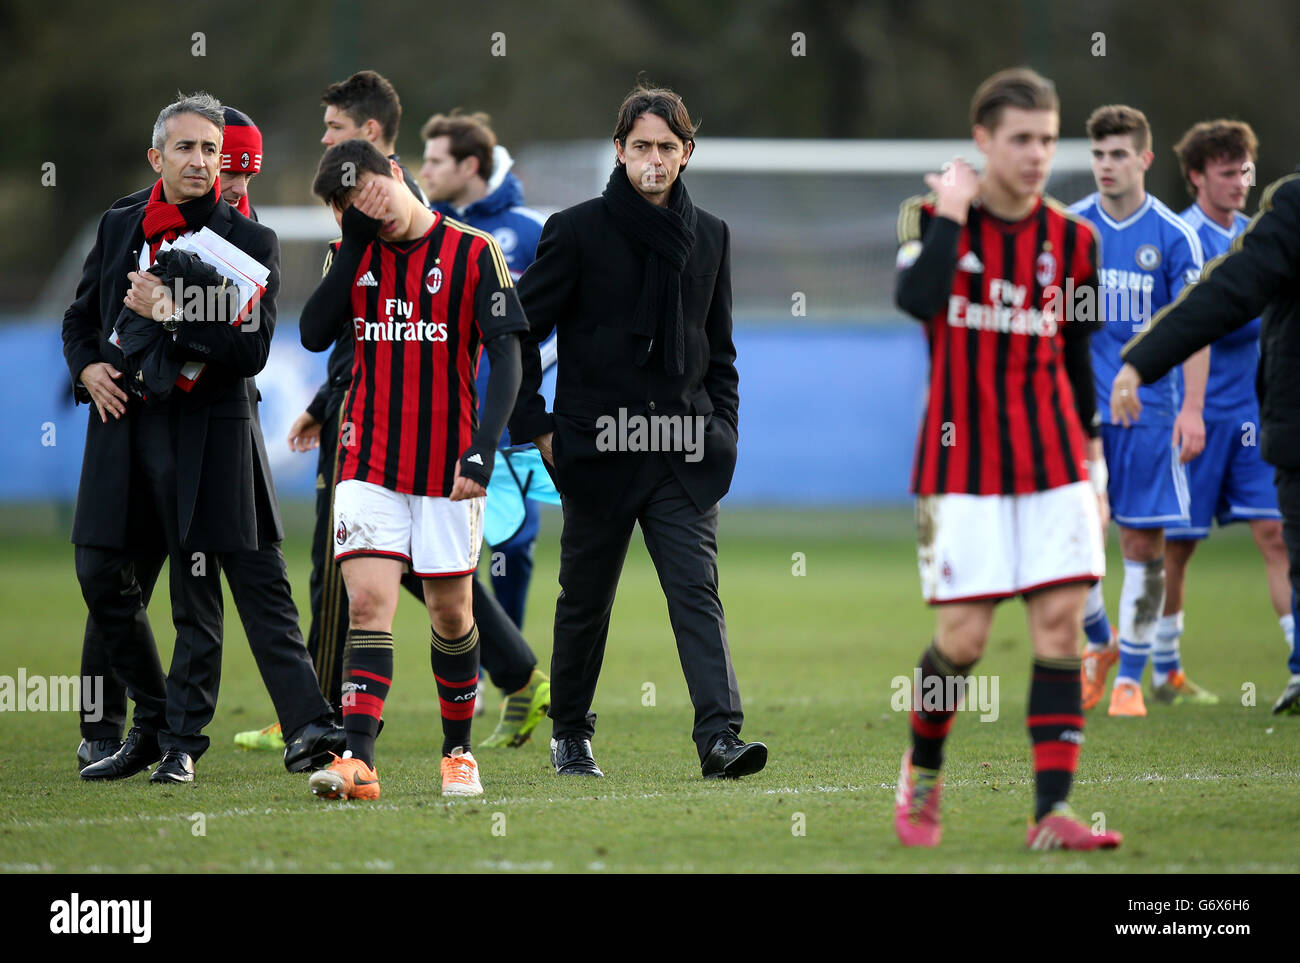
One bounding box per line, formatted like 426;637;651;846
1027;655;1085;821
909;642;971;770
341;629;393;767
431;622;480;756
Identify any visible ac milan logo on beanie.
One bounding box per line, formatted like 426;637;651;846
220;106;263;174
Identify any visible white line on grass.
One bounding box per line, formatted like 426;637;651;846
7;767;1296;831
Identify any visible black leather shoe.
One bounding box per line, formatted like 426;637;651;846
283;719;348;773
77;737;124;772
80;727;161;781
149;750;195;783
550;736;603;776
701;731;768;779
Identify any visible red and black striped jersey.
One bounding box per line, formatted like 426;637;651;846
896;194;1101;496
339;213;527;496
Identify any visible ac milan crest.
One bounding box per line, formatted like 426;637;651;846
1035;251;1057;287
425;266;443;294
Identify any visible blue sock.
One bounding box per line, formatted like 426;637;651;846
1083;580;1113;647
1117;641;1150;686
1152;612;1183;685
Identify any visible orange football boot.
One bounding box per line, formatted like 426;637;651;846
309;753;381;800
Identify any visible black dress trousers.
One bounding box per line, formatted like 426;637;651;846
549;454;743;761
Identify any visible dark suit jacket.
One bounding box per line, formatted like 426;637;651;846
62;187;283;551
509;191;739;515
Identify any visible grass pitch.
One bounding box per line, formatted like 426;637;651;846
0;507;1296;874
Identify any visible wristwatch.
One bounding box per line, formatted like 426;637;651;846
162;305;184;332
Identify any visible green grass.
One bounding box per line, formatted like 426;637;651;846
0;508;1296;873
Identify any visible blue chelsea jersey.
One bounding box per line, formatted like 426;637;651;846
1180;204;1260;418
1068;193;1204;425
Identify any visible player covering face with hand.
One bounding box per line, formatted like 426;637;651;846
300;139;526;799
892;67;1121;851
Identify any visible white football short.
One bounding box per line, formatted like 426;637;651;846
916;481;1105;604
334;479;483;578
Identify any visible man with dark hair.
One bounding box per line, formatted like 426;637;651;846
75;105;343;778
243;72;428;752
64;93;340;784
893;67;1120;850
1115;165;1300;717
1070;105;1212;717
321;70;403;155
318;70;426;205
420;109;551;748
278;74;429;735
301;139;526;799
248;79;546;757
510;83;766;780
1158;120;1292;705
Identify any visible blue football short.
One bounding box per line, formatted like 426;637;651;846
1100;422;1190;530
1167;414;1280;540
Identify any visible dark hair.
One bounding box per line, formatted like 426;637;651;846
1173;119;1259;197
612;83;699;160
970;68;1058;131
312;139;393;209
321;70;402;146
420;110;497;181
1086;104;1152;153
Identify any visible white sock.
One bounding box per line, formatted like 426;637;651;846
1281;614;1294;649
1116;558;1164;686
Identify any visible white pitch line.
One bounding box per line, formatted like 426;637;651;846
5;767;1297;831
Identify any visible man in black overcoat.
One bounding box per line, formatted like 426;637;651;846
63;93;338;783
509;84;767;779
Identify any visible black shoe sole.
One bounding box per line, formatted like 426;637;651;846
703;743;769;779
555;766;604;777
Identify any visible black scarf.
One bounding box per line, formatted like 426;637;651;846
602;164;697;375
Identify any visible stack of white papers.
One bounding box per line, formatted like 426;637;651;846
169;227;271;327
161;228;272;391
